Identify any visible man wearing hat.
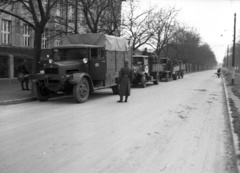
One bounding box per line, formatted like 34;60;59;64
117;59;133;102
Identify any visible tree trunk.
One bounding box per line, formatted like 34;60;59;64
32;29;43;74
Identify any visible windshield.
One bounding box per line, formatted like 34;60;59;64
160;59;168;64
133;57;144;65
52;48;88;61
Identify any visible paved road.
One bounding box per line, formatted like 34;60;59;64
0;70;237;173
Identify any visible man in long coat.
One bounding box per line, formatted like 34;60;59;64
117;60;133;102
18;59;30;90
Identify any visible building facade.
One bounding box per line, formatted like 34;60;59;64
0;0;125;80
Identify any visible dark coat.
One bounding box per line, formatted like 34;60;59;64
18;62;29;75
118;66;133;96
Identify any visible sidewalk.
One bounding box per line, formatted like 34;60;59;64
0;79;35;105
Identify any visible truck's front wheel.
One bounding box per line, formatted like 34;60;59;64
34;83;50;101
73;78;89;103
172;74;177;80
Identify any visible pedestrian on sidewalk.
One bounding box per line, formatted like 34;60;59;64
17;59;30;90
117;59;133;103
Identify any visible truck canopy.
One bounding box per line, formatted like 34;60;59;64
62;34;129;52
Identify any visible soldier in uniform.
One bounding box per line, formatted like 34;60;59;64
142;48;148;55
18;59;30;90
117;60;133;103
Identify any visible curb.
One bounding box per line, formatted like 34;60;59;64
0;97;37;105
222;76;240;172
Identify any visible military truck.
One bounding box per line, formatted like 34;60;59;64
132;54;162;88
30;34;131;103
159;57;185;81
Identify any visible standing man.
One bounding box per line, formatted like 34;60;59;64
18;59;30;90
117;60;133;103
142;48;148;55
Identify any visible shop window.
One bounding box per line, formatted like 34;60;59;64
14;58;32;77
0;57;9;78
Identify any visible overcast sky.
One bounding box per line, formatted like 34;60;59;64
131;0;240;63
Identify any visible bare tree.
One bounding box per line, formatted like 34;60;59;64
147;7;179;56
77;0;123;35
168;27;201;59
0;0;60;74
121;0;156;52
97;0;122;35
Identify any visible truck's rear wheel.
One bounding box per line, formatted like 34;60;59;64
141;75;146;88
34;83;50;101
73;78;89;103
173;74;177;80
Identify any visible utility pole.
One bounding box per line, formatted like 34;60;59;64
227;45;229;68
232;13;236;85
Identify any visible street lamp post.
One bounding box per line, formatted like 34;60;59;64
232;13;236;85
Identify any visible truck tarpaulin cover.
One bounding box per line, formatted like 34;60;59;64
62;34;129;52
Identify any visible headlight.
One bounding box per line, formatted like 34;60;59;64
83;58;88;64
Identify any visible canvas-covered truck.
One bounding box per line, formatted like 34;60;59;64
159;58;171;82
132;54;162;88
29;34;131;103
159;58;185;81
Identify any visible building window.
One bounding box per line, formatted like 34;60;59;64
41;31;48;49
55;38;61;46
23;24;30;46
0;56;8;78
42;0;47;8
1;19;12;45
68;5;74;21
56;3;61;17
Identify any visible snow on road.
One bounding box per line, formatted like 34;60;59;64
0;70;237;173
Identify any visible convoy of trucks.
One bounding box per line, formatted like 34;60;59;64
30;33;185;103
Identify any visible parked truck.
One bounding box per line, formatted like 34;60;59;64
159;57;185;81
132;54;162;88
29;34;131;103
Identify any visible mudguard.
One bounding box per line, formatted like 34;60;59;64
69;73;94;89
